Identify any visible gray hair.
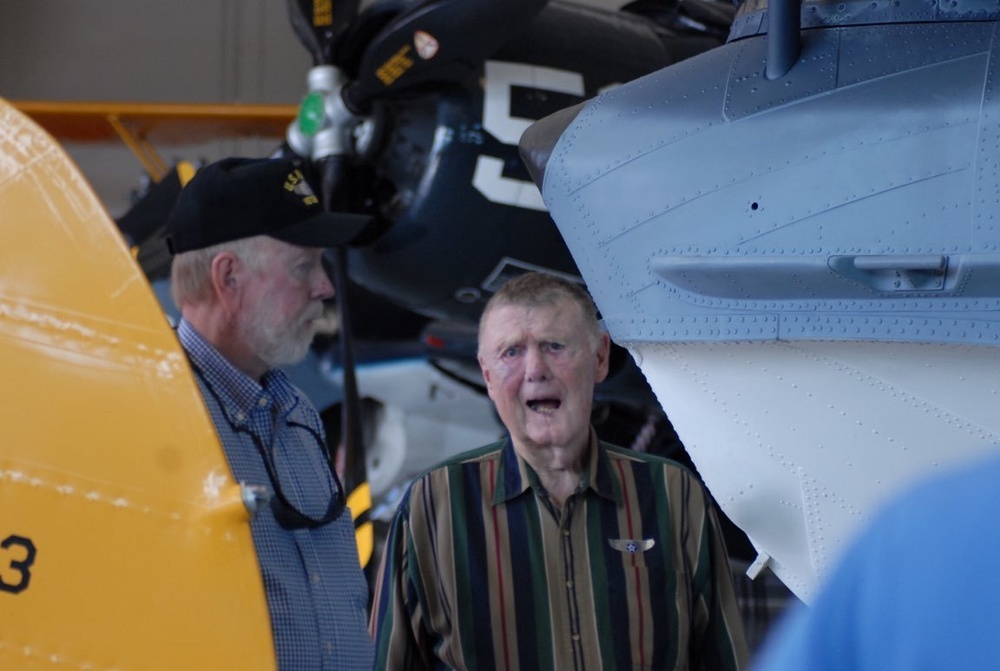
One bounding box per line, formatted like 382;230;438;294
170;236;269;308
478;272;602;353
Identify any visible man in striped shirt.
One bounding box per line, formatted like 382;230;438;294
370;272;748;670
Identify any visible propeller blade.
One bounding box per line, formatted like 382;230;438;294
286;0;381;566
287;0;363;65
330;243;374;568
317;156;375;568
344;0;550;112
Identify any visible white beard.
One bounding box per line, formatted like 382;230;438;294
238;297;323;369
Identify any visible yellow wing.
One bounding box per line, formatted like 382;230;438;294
11;99;295;181
0;98;274;669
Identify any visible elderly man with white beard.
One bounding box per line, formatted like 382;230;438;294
167;157;375;670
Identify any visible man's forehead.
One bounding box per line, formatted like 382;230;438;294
484;301;583;338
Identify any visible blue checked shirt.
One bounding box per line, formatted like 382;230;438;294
178;319;374;670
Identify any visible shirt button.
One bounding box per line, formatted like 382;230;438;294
562;529;570;537
258;397;269;407
566;580;573;588
311;573;321;585
572;634;581;642
235;411;246;422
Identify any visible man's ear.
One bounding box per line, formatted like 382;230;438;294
594;332;611;384
478;355;496;400
210;252;242;311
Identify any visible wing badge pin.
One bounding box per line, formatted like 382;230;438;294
608;538;656;554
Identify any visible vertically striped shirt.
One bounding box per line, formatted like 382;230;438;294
370;431;748;670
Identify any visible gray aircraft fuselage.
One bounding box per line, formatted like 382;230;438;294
522;0;1000;600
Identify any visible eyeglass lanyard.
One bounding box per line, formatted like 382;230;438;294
187;355;346;530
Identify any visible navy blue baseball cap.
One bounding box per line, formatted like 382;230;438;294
166;156;373;254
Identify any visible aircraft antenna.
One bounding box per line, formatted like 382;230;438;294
766;0;801;80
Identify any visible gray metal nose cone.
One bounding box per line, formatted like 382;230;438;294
518;102;586;191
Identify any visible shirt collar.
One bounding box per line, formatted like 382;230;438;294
492;428;623;506
178;318;276;428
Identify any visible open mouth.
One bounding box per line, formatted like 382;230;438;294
527;399;561;414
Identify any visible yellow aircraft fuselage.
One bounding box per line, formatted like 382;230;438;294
0;98;274;668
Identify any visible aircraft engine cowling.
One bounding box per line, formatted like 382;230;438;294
348;0;729;325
